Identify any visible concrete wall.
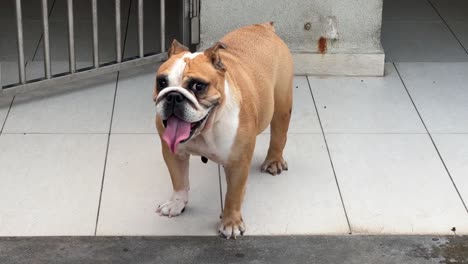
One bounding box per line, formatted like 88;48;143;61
198;0;385;76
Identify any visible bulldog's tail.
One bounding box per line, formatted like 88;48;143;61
260;21;276;32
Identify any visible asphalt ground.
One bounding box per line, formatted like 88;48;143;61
0;235;467;264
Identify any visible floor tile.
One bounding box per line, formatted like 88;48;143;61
113;72;320;134
263;76;321;134
96;134;222;236
432;134;468;205
123;2;163;59
3;63;117;133
111;64;159;133
23;61;92;82
0;134;108;236
396;62;468;133
48;0;132;22
0;0;53;21
33;20;124;69
3;60;90;88
0;96;13;130
30;0;132;67
123;0;186;59
289;77;322;134
0;19;43;62
220;134;350;235
327;134;468;234
383;0;441;22
381;22;468;62
430;0;468;23
449;21;468;52
310;63;425;133
1;62;21;87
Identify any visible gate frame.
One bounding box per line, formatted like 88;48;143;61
1;0;199;97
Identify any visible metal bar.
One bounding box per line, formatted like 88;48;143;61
180;0;190;45
15;0;26;84
2;53;168;96
41;0;52;79
92;0;99;68
189;0;192;18
160;0;165;52
138;0;144;57
67;0;76;73
115;0;122;63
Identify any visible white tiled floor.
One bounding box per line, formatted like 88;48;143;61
327;134;468;234
395;63;468;133
0;0;468;237
310;64;425;134
381;22;468;62
96;134;221;236
382;0;441;22
282;76;321;134
3;63;117;134
0;96;13;130
0;134;107;236
449;22;468;49
432;134;468;206
220;134;350;235
430;0;468;24
111;65;160;134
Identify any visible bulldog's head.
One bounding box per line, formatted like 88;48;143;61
154;40;227;153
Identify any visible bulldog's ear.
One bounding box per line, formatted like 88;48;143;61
204;41;227;71
168;39;189;56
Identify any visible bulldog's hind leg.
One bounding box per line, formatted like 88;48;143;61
261;77;293;176
156;139;190;217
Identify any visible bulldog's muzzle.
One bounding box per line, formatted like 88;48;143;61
156;87;209;123
155;87;214;153
163;91;189;121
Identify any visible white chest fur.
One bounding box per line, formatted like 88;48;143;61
178;79;239;165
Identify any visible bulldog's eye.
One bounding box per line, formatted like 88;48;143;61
190;81;207;93
157;78;168;90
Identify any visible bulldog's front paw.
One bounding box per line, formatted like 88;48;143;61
156;200;186;217
218;211;246;239
261;157;288;176
156;191;188;217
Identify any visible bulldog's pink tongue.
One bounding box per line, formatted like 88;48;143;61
162;116;191;153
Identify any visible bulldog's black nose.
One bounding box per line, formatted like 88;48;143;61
166;92;185;104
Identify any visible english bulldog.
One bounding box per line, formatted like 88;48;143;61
153;22;293;239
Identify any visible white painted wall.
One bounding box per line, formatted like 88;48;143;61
198;0;385;76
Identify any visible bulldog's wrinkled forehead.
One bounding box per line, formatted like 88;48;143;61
158;52;203;87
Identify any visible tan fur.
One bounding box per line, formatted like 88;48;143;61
217;23;293;236
154;22;293;238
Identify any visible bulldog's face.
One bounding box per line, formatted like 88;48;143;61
154;40;227;153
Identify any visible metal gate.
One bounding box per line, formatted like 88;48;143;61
0;0;199;97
